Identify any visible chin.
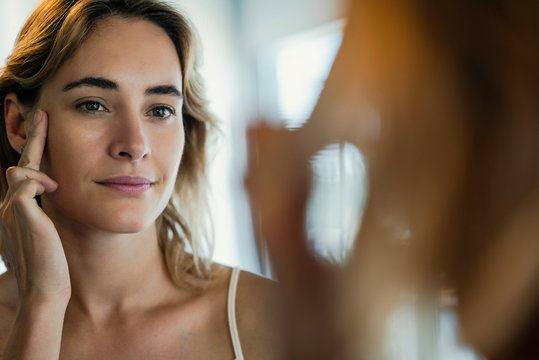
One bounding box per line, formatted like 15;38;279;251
42;192;165;235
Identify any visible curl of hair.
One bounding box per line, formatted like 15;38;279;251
0;0;217;288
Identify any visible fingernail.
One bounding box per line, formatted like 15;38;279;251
34;110;43;124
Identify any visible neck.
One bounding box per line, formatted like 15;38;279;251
52;216;179;322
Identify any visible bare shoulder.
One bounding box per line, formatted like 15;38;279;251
234;269;285;360
166;263;285;359
0;271;18;355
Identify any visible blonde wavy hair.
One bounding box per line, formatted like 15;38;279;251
0;0;216;288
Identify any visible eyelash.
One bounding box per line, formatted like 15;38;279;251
75;101;176;120
149;105;176;119
77;100;106;113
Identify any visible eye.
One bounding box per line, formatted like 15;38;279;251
149;105;175;119
77;100;107;113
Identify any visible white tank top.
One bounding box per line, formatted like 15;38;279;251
227;267;244;360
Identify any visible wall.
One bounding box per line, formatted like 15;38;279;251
0;0;41;66
171;0;261;272
240;0;349;47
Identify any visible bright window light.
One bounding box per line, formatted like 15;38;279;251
272;21;366;263
276;22;343;129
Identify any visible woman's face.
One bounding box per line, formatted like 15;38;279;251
37;16;185;235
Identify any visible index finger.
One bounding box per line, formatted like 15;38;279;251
18;110;48;170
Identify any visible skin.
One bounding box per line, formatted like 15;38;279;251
0;16;282;359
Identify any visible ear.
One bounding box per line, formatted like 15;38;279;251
4;93;29;154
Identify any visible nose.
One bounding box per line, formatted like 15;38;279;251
109;111;151;161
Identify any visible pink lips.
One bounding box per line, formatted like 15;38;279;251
96;176;153;195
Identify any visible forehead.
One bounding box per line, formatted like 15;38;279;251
46;16;183;92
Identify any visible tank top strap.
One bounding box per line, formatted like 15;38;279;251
228;267;244;360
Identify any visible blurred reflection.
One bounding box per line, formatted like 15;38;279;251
246;0;538;359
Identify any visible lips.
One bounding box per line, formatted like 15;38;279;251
96;176;154;195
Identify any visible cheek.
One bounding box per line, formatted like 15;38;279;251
150;127;185;215
42;116;95;181
152;125;185;179
37;98;72;171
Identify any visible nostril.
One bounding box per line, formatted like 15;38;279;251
119;151;130;157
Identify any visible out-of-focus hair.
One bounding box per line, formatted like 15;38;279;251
0;0;217;288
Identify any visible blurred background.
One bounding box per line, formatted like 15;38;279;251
0;1;479;358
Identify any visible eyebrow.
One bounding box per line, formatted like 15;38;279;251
145;85;183;99
62;77;118;92
62;77;183;99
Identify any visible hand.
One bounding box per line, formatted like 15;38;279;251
245;103;466;360
245;123;347;360
0;110;70;304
